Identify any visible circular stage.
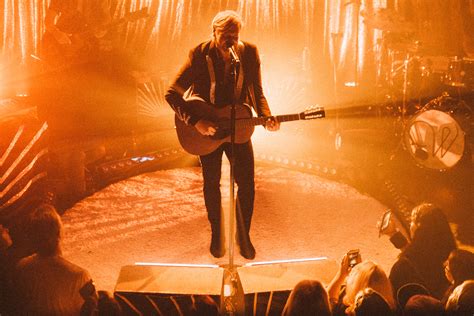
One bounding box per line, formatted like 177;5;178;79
61;165;399;292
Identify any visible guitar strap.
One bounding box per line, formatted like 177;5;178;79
234;42;245;103
205;55;217;104
206;41;245;105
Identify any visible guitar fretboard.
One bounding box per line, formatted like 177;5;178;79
237;114;301;128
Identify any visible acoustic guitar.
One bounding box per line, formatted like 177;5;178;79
175;98;325;155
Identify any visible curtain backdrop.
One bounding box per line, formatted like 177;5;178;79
1;0;318;69
1;0;471;102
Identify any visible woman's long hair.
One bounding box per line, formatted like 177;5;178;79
401;203;457;299
343;261;396;310
404;203;456;268
282;279;331;316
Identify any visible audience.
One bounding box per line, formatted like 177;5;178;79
443;249;474;303
328;253;395;316
350;288;394;316
97;290;123;315
3;199;470;316
282;279;331;316
11;203;97;315
404;294;444;316
385;203;457;299
446;280;474;316
396;282;431;311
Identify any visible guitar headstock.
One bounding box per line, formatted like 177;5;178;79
300;106;325;120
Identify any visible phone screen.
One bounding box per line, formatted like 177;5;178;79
348;249;360;267
379;210;391;237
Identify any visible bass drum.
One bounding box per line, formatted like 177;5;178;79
444;57;474;90
403;94;472;170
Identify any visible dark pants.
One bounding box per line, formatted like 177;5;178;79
199;141;255;236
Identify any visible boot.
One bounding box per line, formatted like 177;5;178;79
237;226;255;260
210;223;225;258
239;235;255;260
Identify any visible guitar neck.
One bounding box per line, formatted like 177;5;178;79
237;114;302;128
78;9;147;37
79;18;128;37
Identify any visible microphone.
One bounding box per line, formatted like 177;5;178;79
228;46;240;64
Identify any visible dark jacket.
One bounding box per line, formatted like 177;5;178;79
388;207;456;300
165;40;271;126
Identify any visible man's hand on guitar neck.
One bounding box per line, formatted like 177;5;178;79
195;120;218;136
265;117;280;131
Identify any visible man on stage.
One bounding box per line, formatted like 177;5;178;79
166;10;279;259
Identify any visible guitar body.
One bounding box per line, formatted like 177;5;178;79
174;98;326;156
175;100;255;156
41;32;93;68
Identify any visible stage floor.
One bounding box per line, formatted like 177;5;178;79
61;164;399;292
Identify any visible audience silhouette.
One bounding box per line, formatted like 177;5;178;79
404;294;444;316
3;198;471;316
282;279;332;316
445;280;474;316
328;253;396;316
443;249;474;303
387;203;457;299
351;287;394;316
12;203;97;315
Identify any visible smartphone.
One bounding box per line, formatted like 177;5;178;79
379;210;392;237
347;249;360;268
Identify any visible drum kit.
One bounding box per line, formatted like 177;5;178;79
364;9;473;171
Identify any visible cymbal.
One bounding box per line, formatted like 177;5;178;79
362;8;414;33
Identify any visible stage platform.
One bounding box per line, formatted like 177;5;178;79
61;164;399;293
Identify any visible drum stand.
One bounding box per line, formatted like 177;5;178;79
331;33;343;128
401;53;411;121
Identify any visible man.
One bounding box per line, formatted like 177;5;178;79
166;10;279;259
40;0;112;129
12;204;97;315
43;0;112;61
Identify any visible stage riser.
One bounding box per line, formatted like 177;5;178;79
114;260;337;316
114;291;290;316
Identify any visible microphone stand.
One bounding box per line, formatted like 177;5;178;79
229;54;238;272
220;50;245;316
